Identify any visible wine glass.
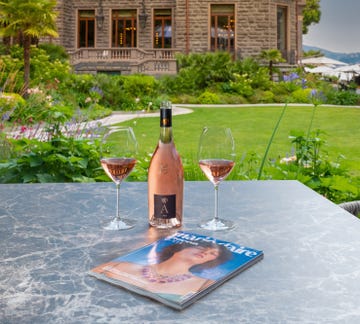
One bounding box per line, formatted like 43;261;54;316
100;126;137;230
198;127;236;231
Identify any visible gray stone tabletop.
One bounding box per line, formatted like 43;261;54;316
1;180;360;323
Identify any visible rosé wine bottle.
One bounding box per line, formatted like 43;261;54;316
148;101;184;228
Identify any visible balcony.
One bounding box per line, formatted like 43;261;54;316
69;47;179;75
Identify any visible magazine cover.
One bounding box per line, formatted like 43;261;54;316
89;231;264;310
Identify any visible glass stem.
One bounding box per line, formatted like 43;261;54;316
116;183;121;221
214;184;219;221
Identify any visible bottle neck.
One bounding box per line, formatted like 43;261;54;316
160;126;173;144
159;106;173;144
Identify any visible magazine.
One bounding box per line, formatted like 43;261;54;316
89;231;264;310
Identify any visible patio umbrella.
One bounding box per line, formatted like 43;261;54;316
335;64;360;74
301;56;348;67
305;65;351;81
306;65;335;75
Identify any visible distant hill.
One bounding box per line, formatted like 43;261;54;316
303;45;360;65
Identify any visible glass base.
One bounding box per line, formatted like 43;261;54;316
102;218;135;230
199;218;235;231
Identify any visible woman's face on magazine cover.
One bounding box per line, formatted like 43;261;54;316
175;246;220;264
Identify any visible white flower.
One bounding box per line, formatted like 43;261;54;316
280;155;297;164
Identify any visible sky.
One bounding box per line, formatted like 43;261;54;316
303;0;360;53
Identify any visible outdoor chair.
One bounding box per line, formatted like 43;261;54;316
339;200;360;217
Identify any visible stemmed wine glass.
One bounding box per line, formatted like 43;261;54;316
100;126;137;230
198;127;236;231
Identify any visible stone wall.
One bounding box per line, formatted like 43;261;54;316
51;0;304;73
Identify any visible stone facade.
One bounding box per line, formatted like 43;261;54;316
51;0;305;75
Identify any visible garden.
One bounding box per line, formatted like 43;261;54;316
1;44;359;204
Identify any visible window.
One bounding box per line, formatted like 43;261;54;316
210;5;235;53
112;10;137;47
154;9;172;48
78;10;95;48
277;6;288;54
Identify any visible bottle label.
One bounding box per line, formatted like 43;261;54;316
154;194;176;219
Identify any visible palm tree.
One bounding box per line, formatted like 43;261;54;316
259;49;286;81
0;0;58;95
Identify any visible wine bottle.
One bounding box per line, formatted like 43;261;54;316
148;101;184;228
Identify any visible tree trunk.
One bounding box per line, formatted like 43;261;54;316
269;60;273;81
23;35;31;96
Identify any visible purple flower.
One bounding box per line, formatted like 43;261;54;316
1;112;10;121
90;86;103;97
289;72;299;81
301;79;307;89
283;72;300;82
309;89;324;106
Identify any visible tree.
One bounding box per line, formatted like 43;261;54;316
258;49;285;80
303;49;323;58
302;0;321;34
0;0;58;95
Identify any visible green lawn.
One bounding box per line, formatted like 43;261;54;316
118;105;360;179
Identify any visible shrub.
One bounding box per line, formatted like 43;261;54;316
232;57;271;90
277;130;359;203
218;93;248;104
170;93;198;104
158;74;182;95
61;73;96;96
326;90;360;106
249;89;275;104
175;52;234;93
224;73;254;97
8;87;74;124
288;88;313;103
121;74;158;98
197;91;221;104
0;135;103;183
30;46;71;87
38;43;69;62
0;52;24;93
92;74;124;108
0;92;26;117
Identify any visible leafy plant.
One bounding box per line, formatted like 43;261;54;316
175;52;234;93
38;43;69;62
258;49;286;80
278;130;358;203
288;88;313;103
326;89;360;106
0;49;24;93
0;135;103;183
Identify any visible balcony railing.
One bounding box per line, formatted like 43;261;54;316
69;48;179;75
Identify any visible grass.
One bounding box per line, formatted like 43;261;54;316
117;105;360;179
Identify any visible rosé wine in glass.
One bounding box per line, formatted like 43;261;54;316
198;127;236;231
100;127;137;230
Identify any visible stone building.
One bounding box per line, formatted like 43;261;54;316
52;0;306;75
